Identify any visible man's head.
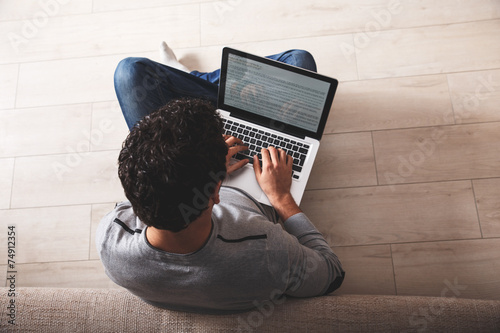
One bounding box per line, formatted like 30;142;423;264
118;98;227;232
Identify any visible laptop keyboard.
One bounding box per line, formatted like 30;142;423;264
222;118;310;180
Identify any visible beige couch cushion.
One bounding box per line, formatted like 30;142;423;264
1;287;499;332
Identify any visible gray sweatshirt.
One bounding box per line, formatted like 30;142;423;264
96;186;344;314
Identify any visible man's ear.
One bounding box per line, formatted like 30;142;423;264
211;181;223;205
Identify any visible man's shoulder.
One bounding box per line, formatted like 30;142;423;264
99;201;135;225
96;201;145;244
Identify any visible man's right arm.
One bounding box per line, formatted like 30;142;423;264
253;146;301;221
253;146;345;296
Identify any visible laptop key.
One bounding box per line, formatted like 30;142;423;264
235;153;252;162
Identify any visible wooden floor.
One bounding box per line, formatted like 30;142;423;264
1;1;500;300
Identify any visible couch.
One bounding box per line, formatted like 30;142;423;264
1;287;499;332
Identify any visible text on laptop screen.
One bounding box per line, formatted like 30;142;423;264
224;53;331;132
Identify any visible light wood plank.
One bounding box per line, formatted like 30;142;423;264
0;4;199;64
0;158;15;209
373;122;500;185
90;203;117;260
331;245;396;296
16;54;124;108
200;0;500;46
473;178;500;238
11;151;125;209
306;132;377;190
0;104;92;158
0;64;18;109
201;0;346;45
448;69;500;124
0;0;92;21
16;260;120;288
326;75;454;133
91;101;128;151
357;20;500;79
301;181;480;246
93;0;212;12
392;239;500;300
0;205;91;264
384;0;500;26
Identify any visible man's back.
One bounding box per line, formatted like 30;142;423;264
96;187;344;314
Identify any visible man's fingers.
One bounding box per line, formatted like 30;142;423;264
225;135;244;146
268;146;279;163
261;147;271;165
282;150;292;165
253;155;262;178
278;148;287;162
228;144;248;156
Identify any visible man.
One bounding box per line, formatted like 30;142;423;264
96;46;344;314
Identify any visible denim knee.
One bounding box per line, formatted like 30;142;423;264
114;57;151;89
289;50;317;72
269;50;318;72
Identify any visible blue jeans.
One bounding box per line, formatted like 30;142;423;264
114;50;317;129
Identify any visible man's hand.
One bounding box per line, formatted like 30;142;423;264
224;135;249;174
253;147;302;220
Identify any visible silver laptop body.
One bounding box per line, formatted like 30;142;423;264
217;48;338;205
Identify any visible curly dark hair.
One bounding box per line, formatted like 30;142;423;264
118;98;228;232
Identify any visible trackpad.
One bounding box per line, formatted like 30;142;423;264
223;164;264;200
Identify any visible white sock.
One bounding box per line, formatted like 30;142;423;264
159;41;189;72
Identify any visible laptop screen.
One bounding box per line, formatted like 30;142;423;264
218;48;338;140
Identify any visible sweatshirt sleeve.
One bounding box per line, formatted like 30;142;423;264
281;212;345;297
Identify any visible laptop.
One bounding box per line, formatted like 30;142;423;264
218;47;338;205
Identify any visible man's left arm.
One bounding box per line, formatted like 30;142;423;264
280;212;345;297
